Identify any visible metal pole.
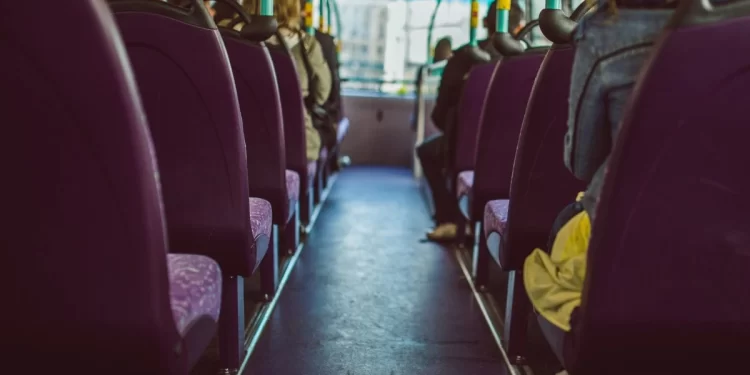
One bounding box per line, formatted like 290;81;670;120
326;0;332;33
469;0;479;46
305;0;315;33
426;0;443;63
319;0;326;32
496;0;509;33
260;0;273;16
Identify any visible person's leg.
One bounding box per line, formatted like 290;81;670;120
417;134;460;241
417;134;450;223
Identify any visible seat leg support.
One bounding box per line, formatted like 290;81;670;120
300;187;312;226
504;270;531;364
456;216;467;248
313;167;323;205
260;225;279;301
472;221;490;289
281;205;300;255
218;275;245;373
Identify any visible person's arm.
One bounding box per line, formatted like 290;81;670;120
431;49;472;132
306;37;332;106
322;35;342;117
564;37;609;182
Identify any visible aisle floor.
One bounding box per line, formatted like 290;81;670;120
246;167;506;375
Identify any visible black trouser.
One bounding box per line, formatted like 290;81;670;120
543;200;585;370
416;134;460;225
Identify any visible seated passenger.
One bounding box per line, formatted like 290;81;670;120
312;23;342;122
241;0;333;162
523;0;676;334
311;22;342;150
419;1;524;242
433;37;453;63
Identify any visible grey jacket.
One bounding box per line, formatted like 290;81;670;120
565;8;673;219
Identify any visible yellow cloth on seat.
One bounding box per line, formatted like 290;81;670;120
523;193;590;332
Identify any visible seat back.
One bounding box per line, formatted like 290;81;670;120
0;1;181;373
110;0;255;276
501;45;586;270
471;50;546;221
454;62;498;175
220;29;289;225
267;46;310;191
575;4;750;373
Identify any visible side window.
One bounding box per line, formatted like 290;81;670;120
337;0;476;96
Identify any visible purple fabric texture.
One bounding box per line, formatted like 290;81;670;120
167;254;223;336
307;161;317;189
483;199;509;238
249;197;273;241
286;170;301;202
457;171;475;198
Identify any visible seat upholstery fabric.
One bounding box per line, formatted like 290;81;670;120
456;170;474;198
167;254;223;336
307;161;317;188
484;199;509;237
249;197;273;240
285;170;300;203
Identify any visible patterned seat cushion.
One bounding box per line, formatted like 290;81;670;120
167;254;222;337
484;199;509;238
249;197;272;241
285;170;300;202
456;170;474;198
306;161;317;189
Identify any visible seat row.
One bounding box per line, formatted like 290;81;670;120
431;1;750;373
1;0;346;374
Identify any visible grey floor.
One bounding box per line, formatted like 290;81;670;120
245;167;506;375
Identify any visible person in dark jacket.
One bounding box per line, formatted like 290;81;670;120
314;30;342;123
418;1;524;242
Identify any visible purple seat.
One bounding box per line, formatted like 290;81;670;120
453;62;497;216
498;46;586;271
467;51;545;225
249;197;273;244
478;45;587;363
267;45;315;226
545;5;750;373
168;254;223;337
1;1;221;372
108;1;270;370
220;27;296;225
220;22;302;260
